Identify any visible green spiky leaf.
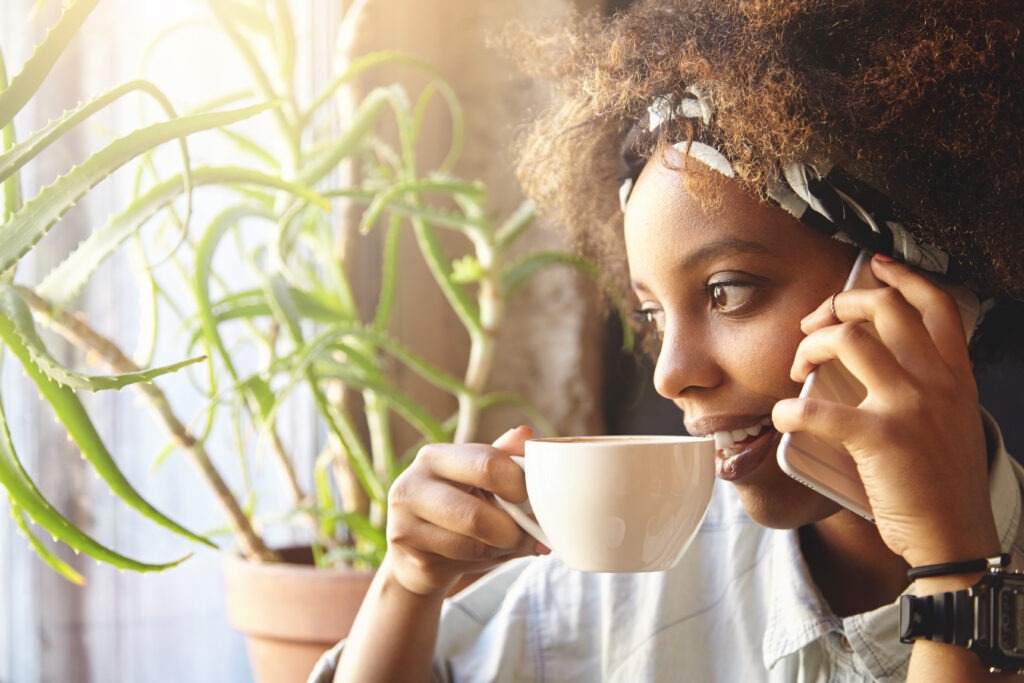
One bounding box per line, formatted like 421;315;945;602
0;392;192;576
0;288;215;551
0;286;205;391
0;0;101;130
0;102;273;274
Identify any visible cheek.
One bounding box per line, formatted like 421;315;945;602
714;320;805;396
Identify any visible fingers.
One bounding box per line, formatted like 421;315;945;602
383;427;540;595
492;424;534;454
772;395;867;446
389;506;532;563
790;320;904;389
795;255;972;387
805;288;940;370
415;440;529;503
377;423;547;599
869;255;974;372
781;254;992;569
390;475;526;553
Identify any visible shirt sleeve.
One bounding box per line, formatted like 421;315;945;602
306;639;345;683
304;558;537;683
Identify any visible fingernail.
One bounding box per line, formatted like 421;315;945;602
873;252;895;263
535;542;551;555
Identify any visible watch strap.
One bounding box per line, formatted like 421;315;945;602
899;589;974;647
906;553;1012;582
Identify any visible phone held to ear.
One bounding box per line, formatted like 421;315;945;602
776;250;980;522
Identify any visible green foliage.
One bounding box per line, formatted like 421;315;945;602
0;0;234;576
0;0;617;578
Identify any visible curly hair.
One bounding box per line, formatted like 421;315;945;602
512;0;1024;362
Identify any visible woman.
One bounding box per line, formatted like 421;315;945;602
315;1;1024;680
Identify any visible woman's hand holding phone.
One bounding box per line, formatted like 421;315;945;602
772;253;1000;568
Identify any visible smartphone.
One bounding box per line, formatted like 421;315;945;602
776;250;980;521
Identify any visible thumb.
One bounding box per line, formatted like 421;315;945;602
772;397;860;444
491;425;534;456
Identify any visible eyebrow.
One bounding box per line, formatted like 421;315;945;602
630;237;775;292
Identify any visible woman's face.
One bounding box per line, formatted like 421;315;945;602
624;152;857;528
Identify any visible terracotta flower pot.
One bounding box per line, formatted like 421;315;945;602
223;546;375;683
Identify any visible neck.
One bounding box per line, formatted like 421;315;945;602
801;511;909;617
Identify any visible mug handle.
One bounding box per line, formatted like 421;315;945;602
493;456;552;548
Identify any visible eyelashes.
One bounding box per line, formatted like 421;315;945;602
631;274;762;346
632;307;663;344
705;280;757;314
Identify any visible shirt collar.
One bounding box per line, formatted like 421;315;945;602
762;409;1020;674
761;527;838;669
983;408;1021;556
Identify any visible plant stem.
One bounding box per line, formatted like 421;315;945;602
269;428;304;505
17;287;279;562
454;245;503;444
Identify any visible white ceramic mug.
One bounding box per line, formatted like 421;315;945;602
495;435;716;573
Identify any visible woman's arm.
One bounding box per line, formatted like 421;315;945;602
332;555;446;683
333;426;538;682
775;254;1011;681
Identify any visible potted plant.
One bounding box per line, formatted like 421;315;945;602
2;1;628;680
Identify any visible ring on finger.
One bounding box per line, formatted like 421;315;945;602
829;291;841;324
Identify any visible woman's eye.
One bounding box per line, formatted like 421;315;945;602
633;307;664;336
707;282;755;313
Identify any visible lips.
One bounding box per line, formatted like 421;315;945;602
684;414;781;481
713;417;773;456
714;426;780;481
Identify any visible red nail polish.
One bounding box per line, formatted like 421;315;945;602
873;252;895;263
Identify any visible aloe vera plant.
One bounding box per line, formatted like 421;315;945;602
0;0;276;582
1;0;627;579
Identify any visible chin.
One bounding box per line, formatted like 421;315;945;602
733;474;842;530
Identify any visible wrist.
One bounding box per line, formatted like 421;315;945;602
379;553;456;603
902;530;1001;573
901;567;1024;674
907;550;1007;595
912;572;987;595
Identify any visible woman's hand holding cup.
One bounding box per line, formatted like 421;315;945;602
383;425;540;598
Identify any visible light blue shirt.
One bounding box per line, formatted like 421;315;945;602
310;415;1024;682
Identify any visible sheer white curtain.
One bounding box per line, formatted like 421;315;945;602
0;1;337;680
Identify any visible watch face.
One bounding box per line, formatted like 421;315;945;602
997;584;1024;656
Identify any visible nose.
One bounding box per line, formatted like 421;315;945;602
652;323;722;399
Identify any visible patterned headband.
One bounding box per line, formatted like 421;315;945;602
618;87;963;283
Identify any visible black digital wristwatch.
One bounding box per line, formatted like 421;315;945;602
900;569;1024;673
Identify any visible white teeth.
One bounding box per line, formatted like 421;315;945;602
712;418;774;454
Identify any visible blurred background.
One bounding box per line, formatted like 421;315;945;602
0;1;1020;681
0;0;621;680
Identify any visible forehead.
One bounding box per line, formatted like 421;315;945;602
622;153;854;291
623;155;789;262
